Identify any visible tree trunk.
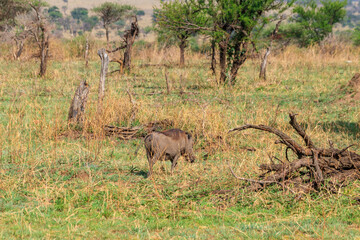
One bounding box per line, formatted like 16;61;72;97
179;37;186;67
210;40;216;75
219;41;227;83
85;37;89;68
229;42;248;85
97;48;109;113
39;29;49;77
105;25;109;43
68;80;90;124
259;47;271;80
14;40;24;60
258;17;284;81
123;43;132;72
123;16;139;73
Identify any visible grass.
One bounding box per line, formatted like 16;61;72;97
0;42;360;239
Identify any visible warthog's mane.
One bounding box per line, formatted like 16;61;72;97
158;129;186;140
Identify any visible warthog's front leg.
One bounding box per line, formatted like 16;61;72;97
170;153;181;174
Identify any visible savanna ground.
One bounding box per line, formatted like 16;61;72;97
0;40;360;239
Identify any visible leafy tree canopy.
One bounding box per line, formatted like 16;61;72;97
92;2;135;27
48;6;63;20
136;10;145;16
291;0;347;46
71;7;89;22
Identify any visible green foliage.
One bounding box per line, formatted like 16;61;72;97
114;19;125;28
143;26;153;35
154;0;200;64
0;0;30;28
291;0;347;46
352;26;360;46
70;7;99;32
65;35;94;58
71;7;89;22
155;0;199;37
83;16;99;32
92;2;134;27
136;10;145;16
0;49;360;238
170;0;294;83
47;6;63;21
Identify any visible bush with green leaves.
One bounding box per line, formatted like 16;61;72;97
352;26;360;46
290;0;347;47
71;8;89;22
48;6;63;22
92;2;135;42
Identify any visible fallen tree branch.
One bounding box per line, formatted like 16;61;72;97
228;113;360;193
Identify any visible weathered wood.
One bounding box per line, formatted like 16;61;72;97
68;81;90;124
39;25;50;77
229;113;360;192
14;39;24;60
97;48;109;113
104;125;140;140
259;47;270;80
210;40;216;75
85;37;89;68
229;123;311;157
289;113;316;149
259;16;284;80
179;37;186;67
123;16;139;73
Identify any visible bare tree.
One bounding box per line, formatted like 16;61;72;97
68;81;90;124
259;16;285;80
93;2;134;43
106;16;139;74
1;1;50;76
28;2;50;77
123;16;139;72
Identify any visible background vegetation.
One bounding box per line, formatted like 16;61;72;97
0;0;360;239
0;38;360;238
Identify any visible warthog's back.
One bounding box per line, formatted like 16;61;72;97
145;129;189;157
145;129;195;176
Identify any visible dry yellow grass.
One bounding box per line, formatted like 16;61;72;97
0;38;359;238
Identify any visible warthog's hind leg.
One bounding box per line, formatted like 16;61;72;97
170;153;181;174
147;152;161;177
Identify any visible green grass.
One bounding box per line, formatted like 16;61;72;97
0;45;360;239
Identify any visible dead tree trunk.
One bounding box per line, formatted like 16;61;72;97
105;25;110;43
14;39;24;60
219;40;227;84
259;17;284;80
29;3;50;77
39;30;49;77
228;113;360;193
97;48;109;113
85;37;89;68
68;81;90;124
259;47;270;80
210;40;216;75
123;16;139;73
179;37;187;68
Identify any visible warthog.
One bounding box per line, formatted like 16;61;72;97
144;129;195;176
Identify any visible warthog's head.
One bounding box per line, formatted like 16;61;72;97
185;132;196;163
